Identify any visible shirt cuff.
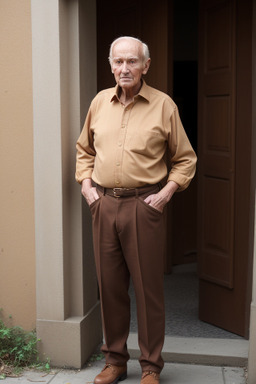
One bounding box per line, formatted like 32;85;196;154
167;173;191;192
75;170;93;184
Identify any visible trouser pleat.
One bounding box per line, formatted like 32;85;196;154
90;190;165;373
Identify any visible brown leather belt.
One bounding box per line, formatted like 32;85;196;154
95;183;161;198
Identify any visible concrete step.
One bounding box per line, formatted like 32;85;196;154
128;333;248;367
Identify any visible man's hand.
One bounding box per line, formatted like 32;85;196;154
81;178;99;206
144;181;179;212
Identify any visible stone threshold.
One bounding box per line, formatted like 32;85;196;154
127;333;248;367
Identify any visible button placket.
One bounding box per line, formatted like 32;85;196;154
114;105;132;186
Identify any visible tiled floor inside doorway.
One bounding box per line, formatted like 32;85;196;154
129;262;243;339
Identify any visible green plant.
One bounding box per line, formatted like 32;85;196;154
0;311;50;378
88;352;104;362
0;319;38;367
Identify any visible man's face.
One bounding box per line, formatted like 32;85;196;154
111;39;150;92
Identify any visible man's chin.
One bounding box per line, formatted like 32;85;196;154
119;79;134;88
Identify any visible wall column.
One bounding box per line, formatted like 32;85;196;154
31;0;102;368
248;0;256;383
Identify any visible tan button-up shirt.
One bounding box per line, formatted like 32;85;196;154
76;81;197;191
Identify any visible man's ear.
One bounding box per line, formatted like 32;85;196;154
142;58;151;75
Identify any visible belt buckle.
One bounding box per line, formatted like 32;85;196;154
113;188;123;198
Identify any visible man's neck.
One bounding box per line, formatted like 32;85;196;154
119;80;143;106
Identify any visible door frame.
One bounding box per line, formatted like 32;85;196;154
31;0;102;368
31;0;256;380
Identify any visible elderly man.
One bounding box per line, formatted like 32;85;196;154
76;36;197;384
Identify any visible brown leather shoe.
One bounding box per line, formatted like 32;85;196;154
94;363;127;384
141;371;160;384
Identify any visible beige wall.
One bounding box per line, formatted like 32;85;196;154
0;0;36;330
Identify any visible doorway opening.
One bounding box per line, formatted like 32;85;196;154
129;263;242;339
162;0;242;340
96;0;246;341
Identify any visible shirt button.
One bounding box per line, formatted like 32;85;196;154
116;162;120;166
121;124;125;128
116;181;120;184
118;142;122;147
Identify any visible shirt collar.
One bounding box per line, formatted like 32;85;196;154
110;79;150;103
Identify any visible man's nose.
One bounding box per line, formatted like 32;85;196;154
121;61;129;72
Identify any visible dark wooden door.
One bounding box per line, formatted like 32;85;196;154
198;0;253;337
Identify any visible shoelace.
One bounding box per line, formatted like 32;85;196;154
102;363;126;374
102;364;114;372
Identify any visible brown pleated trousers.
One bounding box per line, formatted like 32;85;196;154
90;186;165;373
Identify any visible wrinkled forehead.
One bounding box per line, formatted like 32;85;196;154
112;39;143;60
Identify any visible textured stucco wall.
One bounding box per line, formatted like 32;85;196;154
0;0;36;330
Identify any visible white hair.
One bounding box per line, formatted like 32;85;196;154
108;36;150;65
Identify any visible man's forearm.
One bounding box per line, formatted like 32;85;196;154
160;180;179;203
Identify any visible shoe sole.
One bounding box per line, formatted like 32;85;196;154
93;371;127;384
113;372;127;383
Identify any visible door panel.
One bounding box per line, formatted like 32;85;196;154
203;176;233;287
198;0;253;337
206;1;232;70
198;0;235;289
